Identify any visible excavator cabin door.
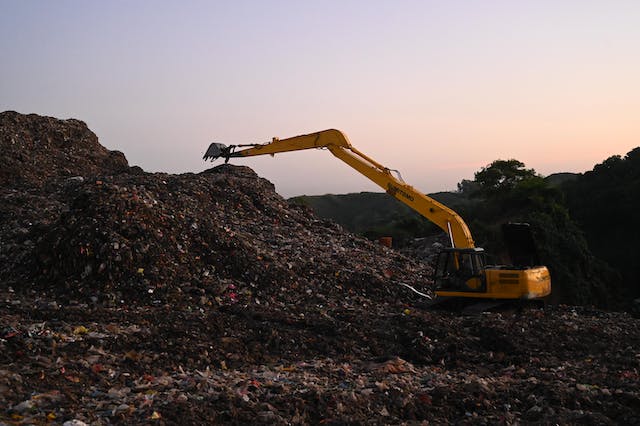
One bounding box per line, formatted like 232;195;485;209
434;248;487;292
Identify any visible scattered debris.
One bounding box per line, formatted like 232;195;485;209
1;112;639;424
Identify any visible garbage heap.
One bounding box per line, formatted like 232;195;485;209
0;111;432;309
1;111;639;425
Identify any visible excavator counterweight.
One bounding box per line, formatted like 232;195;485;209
203;129;551;301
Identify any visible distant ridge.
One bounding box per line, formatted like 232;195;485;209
545;172;579;186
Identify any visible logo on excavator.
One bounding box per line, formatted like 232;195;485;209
387;183;415;202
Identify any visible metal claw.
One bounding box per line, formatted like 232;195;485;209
203;143;233;162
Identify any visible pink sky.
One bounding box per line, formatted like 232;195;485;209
1;1;639;197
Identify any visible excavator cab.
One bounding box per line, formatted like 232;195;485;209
433;224;551;299
434;248;487;292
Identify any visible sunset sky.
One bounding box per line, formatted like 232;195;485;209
2;1;639;197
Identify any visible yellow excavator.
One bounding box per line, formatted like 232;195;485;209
203;129;551;301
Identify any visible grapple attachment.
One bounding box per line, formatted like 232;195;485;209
203;143;233;162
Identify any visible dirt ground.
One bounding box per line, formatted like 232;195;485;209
1;111;639;425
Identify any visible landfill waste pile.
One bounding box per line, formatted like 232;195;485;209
399;234;451;266
1;111;640;425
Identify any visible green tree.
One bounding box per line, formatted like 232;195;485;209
473;159;538;197
460;158;621;308
561;147;640;309
456;178;479;194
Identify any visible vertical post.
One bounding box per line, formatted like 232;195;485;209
447;221;455;248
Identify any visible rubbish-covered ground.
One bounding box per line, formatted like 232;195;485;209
1;111;639;425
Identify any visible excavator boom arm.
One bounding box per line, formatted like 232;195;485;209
204;129;475;249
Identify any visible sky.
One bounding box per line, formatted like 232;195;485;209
1;1;639;197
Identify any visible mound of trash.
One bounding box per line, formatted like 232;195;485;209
1;112;639;425
0;111;129;188
29;166;429;307
0;112;430;307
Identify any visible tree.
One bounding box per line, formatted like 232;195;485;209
458;158;622;308
473;159;538;197
456;178;479;194
561;147;640;308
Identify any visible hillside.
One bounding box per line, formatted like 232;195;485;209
561;150;640;304
1;112;639;425
290;191;471;244
290;173;577;239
